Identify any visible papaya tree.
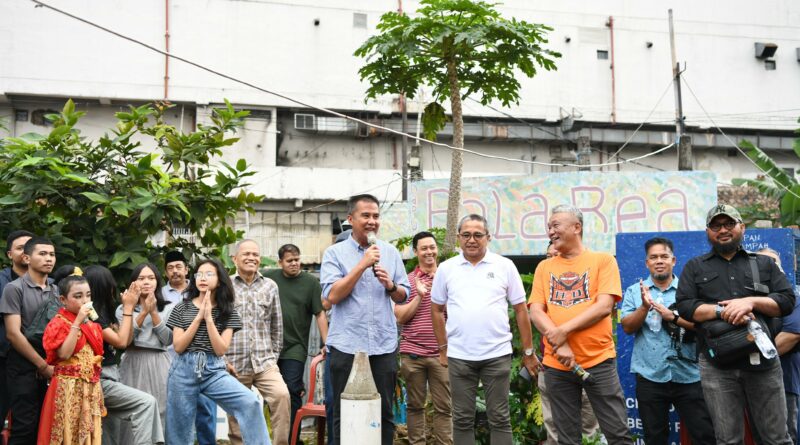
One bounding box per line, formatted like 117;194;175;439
355;0;560;252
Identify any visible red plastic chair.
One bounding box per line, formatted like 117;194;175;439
2;413;11;445
290;354;326;445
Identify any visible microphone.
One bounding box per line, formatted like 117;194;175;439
366;232;378;273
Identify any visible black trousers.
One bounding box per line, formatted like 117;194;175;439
6;349;48;445
278;358;306;444
635;374;716;445
0;356;8;427
329;347;397;445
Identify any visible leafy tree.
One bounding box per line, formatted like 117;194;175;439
732;119;800;227
0;99;262;283
355;0;560;252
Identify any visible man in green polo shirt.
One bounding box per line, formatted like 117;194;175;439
265;244;328;444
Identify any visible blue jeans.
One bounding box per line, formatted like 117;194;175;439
278;358;306;445
166;352;270;445
699;356;791;445
195;394;217;445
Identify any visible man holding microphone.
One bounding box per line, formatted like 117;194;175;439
320;194;410;445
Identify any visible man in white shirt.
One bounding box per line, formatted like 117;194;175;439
431;214;540;445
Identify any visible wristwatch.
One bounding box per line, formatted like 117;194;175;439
524;348;534;357
715;304;724;319
672;310;680;323
387;282;397;293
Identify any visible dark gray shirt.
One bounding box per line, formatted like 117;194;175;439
0;274;58;332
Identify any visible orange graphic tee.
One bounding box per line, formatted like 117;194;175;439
529;250;622;371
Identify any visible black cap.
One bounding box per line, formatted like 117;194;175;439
165;250;186;264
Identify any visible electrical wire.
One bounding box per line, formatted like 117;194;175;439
607;79;674;161
682;74;800;201
29;0;681;171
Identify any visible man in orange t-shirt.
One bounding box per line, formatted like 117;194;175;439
529;205;632;445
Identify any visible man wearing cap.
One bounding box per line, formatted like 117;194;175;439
161;250;216;445
676;204;796;445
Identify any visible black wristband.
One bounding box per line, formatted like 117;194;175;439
387;282;398;293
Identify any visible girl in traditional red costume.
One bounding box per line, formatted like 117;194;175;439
38;274;105;445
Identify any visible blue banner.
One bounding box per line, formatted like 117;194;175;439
615;228;797;444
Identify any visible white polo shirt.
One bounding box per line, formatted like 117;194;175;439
431;250;525;361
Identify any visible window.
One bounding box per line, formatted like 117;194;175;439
31;109;57;127
765;60;776;70
15;110;28;122
294;113;316;130
597;50;609;60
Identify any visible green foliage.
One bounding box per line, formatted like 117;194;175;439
732;121;800;227
355;0;560;140
0;99;263;284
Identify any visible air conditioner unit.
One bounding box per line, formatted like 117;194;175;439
294;113;316;130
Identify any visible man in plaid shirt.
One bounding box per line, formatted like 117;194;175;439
225;239;291;445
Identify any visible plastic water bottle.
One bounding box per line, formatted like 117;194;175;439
572;364;594;384
645;293;663;332
748;319;778;359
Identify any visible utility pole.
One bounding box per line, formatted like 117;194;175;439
669;9;692;171
398;0;409;199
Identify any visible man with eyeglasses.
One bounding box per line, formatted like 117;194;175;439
430;214;539;445
529;205;631;445
676;204;795;445
226;239;291;445
620;237;715;445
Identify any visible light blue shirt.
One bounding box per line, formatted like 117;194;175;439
621;276;700;383
161;284;185;305
321;235;410;355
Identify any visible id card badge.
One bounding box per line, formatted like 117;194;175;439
750;352;761;366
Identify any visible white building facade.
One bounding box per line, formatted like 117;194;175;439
2;0;799;262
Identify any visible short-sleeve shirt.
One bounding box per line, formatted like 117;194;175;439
0;274;59;332
264;269;323;363
166;299;242;355
399;267;439;357
431;251;526;361
620;276;699;383
529;250;622;371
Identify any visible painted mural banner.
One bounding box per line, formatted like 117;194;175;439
409;171;718;255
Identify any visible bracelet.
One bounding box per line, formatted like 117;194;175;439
387;282;398;293
438;344;448;350
122;313;133;317
70;325;81;331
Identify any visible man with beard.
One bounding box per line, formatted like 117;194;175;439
621;237;715;445
0;237;58;444
676;205;795;445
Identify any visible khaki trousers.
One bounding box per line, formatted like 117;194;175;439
399;354;453;445
227;366;291;445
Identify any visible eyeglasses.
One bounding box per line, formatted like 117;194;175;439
458;232;488;241
707;221;738;232
194;272;217;279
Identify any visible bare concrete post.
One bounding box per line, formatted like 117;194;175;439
340;351;381;444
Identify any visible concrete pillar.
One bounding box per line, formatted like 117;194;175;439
340;351;381;444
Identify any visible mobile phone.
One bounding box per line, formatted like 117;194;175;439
519;366;532;382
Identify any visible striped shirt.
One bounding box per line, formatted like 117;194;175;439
399;267;440;357
226;274;283;375
166;300;242;354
